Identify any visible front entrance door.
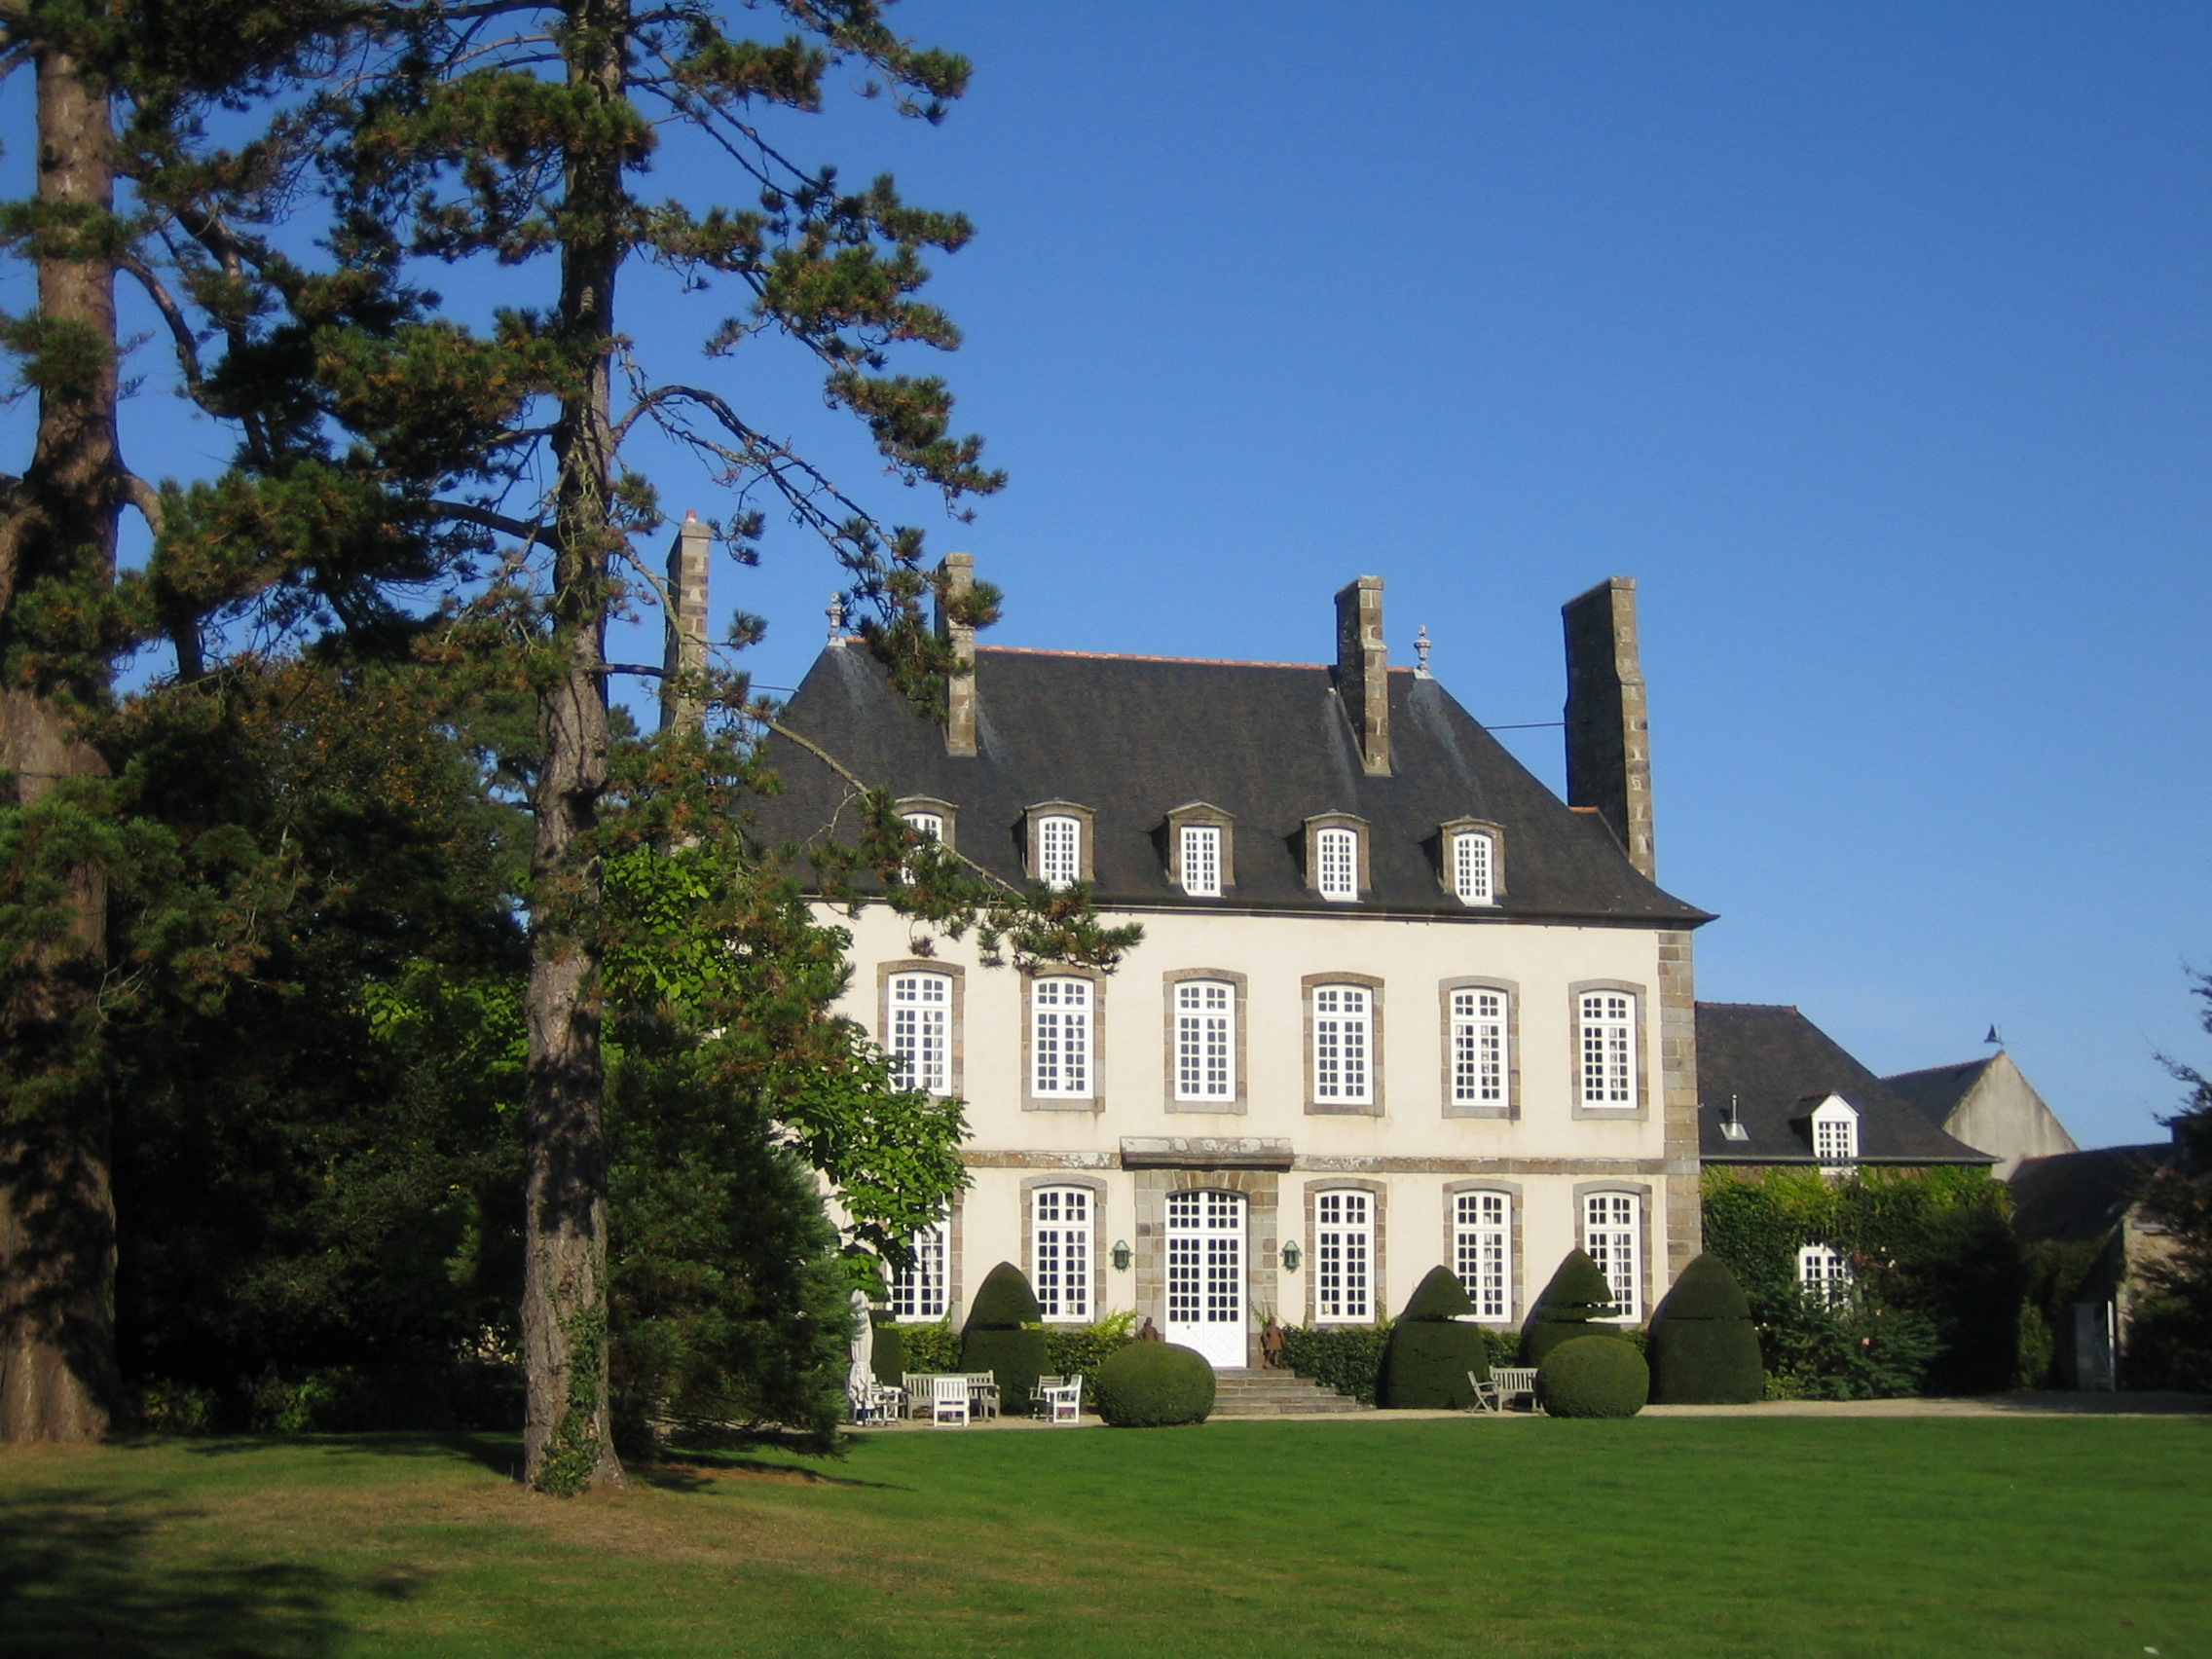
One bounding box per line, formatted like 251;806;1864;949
1164;1189;1246;1368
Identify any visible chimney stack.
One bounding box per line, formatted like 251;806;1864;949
937;551;977;757
659;512;712;733
1334;575;1391;776
1561;575;1655;879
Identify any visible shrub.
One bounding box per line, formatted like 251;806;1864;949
1536;1335;1649;1419
960;1263;1048;1406
1380;1267;1490;1409
1647;1254;1764;1404
1522;1249;1626;1366
1277;1320;1393;1404
891;1320;959;1375
869;1321;906;1387
1044;1310;1139;1405
1094;1343;1216;1426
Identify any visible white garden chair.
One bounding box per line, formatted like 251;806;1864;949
930;1374;970;1427
1034;1374;1083;1424
963;1372;1000;1419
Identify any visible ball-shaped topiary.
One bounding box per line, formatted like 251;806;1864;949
1536;1334;1649;1419
1094;1342;1216;1426
870;1320;907;1388
960;1262;1048;1407
1380;1266;1491;1409
1646;1253;1765;1404
1521;1249;1628;1366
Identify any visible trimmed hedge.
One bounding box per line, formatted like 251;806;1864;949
960;1263;1048;1407
1380;1267;1491;1409
869;1321;906;1387
1094;1343;1216;1426
1647;1253;1764;1404
1280;1319;1518;1405
1522;1249;1624;1366
1536;1335;1649;1419
966;1262;1045;1328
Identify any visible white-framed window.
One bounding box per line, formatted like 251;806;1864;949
1315;826;1359;902
1038;814;1081;890
1180;824;1222;898
1311;984;1373;1105
903;809;944;842
1578;991;1636;1108
1452;830;1496;905
887;971;951;1095
1798;1242;1853;1307
1812;1098;1860;1165
1315;1190;1373;1322
1030;977;1092;1099
1582;1192;1641;1322
1032;1187;1092;1322
1174;979;1235;1102
1451;987;1508;1106
891;1222;947;1320
1455;1191;1511;1321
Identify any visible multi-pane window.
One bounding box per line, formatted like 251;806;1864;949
1174;979;1235;1102
1315;1190;1373;1322
1813;1106;1859;1164
1316;827;1359;902
1038;815;1081;889
1455;1191;1511;1321
1798;1242;1853;1306
1582;1192;1641;1321
1451;988;1508;1105
1032;1188;1092;1321
1453;830;1495;905
888;972;951;1095
1578;991;1636;1107
1180;824;1223;898
891;1222;947;1320
1031;977;1093;1099
903;810;944;842
1312;984;1373;1105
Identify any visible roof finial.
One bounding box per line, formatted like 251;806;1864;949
1983;1024;2004;1048
1414;624;1433;680
827;594;846;645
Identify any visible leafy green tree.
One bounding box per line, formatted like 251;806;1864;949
2130;971;2212;1389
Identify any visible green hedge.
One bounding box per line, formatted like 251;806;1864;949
1536;1335;1649;1419
1646;1254;1763;1404
889;1321;959;1375
1522;1250;1625;1366
1380;1267;1491;1409
1094;1343;1215;1427
1280;1319;1517;1405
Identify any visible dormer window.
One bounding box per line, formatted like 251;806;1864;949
1163;802;1235;899
904;811;944;843
1024;802;1094;891
1810;1096;1860;1165
1180;825;1222;898
1452;830;1495;905
895;796;957;851
1303;813;1369;903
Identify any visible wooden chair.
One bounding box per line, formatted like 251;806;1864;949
1033;1375;1083;1423
1466;1371;1503;1414
930;1374;970;1427
849;1379;904;1425
1491;1366;1540;1412
963;1372;1000;1420
903;1373;935;1419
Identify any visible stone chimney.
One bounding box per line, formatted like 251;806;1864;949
1333;575;1390;776
937;551;977;757
659;512;711;733
1561;575;1655;879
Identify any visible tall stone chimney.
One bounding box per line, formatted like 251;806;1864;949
936;551;977;757
1561;575;1655;879
1333;575;1390;776
659;512;711;733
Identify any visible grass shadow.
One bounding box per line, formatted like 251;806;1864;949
0;1486;348;1658
166;1429;522;1478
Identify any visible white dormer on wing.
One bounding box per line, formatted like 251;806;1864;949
1808;1094;1861;1166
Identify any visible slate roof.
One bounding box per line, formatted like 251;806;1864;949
2009;1144;2171;1243
1696;1003;1993;1164
1881;1056;1997;1127
751;644;1712;925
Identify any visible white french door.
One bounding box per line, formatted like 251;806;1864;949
1164;1189;1247;1368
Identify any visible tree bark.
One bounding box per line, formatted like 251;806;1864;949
519;0;627;1493
0;33;126;1443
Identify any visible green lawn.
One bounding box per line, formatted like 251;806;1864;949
2;1416;2205;1658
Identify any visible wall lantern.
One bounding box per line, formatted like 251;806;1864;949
1281;1239;1303;1273
1111;1239;1132;1272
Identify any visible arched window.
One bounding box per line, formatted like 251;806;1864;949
1455;1192;1511;1321
1037;814;1081;889
1452;830;1496;905
1174;979;1235;1102
1450;988;1508;1105
1311;984;1373;1105
1798;1242;1852;1306
1030;977;1093;1099
1315;826;1359;902
1314;1190;1373;1322
903;810;944;842
1577;991;1636;1108
1179;823;1222;898
891;1222;947;1320
1582;1192;1641;1322
887;972;951;1095
1032;1188;1092;1321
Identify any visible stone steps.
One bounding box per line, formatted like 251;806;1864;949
1209;1367;1368;1417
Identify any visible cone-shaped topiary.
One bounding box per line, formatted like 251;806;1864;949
870;1320;906;1388
1647;1253;1764;1404
960;1263;1048;1407
1095;1342;1216;1426
1536;1334;1649;1418
1521;1248;1627;1366
1380;1267;1491;1409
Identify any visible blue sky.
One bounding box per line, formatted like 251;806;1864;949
6;2;2207;1146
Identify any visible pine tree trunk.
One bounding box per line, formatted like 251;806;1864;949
0;35;125;1443
519;0;627;1493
